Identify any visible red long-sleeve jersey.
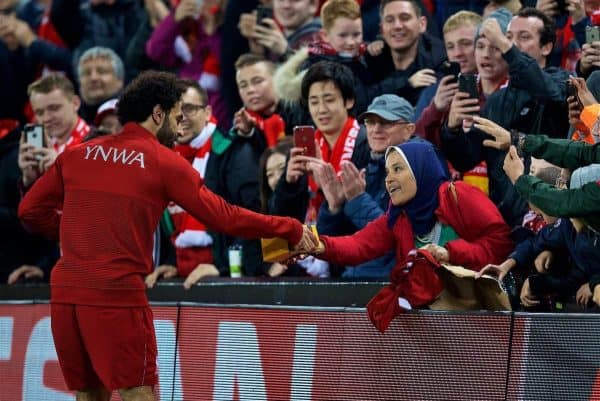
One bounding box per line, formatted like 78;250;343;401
18;123;302;306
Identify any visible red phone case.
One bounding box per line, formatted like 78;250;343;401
293;126;316;157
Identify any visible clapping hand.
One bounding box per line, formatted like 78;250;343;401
340;161;366;201
307;158;345;213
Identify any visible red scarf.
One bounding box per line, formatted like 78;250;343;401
246;109;285;148
38;9;66;48
50;117;89;154
306;117;360;223
308;40;367;59
169;121;216;274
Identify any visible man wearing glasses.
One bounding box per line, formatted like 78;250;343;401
145;79;222;289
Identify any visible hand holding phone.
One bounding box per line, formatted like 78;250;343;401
293;126;316;158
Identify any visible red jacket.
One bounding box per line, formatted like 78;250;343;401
321;181;513;271
18;123;303;307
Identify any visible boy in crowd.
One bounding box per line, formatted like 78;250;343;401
204;54;307;275
274;0;410;116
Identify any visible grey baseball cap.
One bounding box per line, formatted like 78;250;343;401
358;94;415;123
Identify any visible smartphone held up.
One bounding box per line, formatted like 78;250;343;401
293;126;316;158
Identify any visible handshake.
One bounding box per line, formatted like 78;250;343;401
262;225;324;263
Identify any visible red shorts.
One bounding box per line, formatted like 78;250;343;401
50;304;158;391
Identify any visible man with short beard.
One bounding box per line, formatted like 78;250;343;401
18;70;318;401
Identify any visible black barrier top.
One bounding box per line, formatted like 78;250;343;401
0;278;388;306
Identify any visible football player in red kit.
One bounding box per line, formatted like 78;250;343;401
18;71;318;401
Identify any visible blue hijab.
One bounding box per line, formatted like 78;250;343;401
385;142;448;235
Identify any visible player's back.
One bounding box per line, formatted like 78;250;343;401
52;123;174;306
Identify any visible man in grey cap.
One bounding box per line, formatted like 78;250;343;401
314;94;421;278
359;94;417;152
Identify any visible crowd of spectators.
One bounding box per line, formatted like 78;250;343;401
3;0;600;312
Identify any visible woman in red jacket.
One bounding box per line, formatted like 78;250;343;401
315;141;513;272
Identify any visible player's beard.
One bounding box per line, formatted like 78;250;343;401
157;117;177;149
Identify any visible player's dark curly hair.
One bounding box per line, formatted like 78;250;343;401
117;71;185;124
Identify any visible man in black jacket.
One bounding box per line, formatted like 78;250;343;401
364;0;447;106
441;7;570;231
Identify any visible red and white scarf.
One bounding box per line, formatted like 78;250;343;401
50;117;89;154
170;120;216;250
306;117;360;223
246;109;285;148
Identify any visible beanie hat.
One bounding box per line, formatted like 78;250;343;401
569;164;600;232
570;164;600;189
586;70;600;101
475;7;513;41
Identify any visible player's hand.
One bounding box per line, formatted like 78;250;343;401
292;225;319;254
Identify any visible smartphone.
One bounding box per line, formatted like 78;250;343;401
437;60;461;81
256;5;273;26
586;25;600;44
555;0;568;15
24;124;45;149
566;80;583;109
293;126;316;158
458;73;479;100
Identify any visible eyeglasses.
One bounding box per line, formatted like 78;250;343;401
363;118;410;129
181;103;207;117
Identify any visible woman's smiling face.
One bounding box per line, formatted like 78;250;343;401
385;150;417;206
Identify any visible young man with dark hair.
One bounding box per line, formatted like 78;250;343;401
18;70;317;401
273;62;370;272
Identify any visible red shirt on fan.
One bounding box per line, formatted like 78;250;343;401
18;123;303;307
